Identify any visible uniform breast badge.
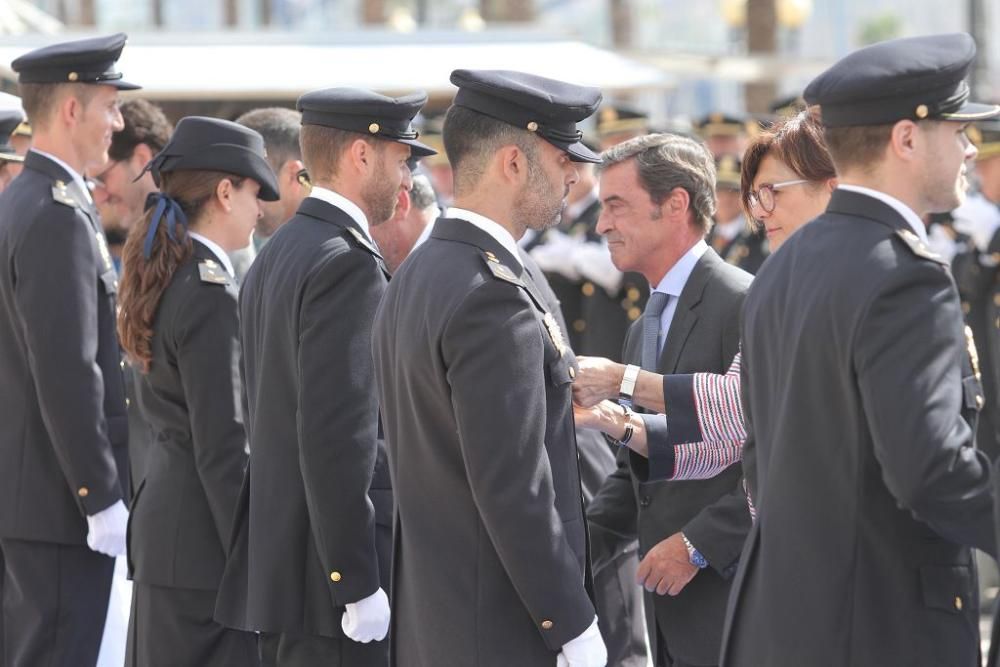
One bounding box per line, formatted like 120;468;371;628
543;312;567;357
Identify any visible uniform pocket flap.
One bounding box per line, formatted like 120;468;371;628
919;564;972;614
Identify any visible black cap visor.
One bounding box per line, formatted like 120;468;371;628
940;101;1000;122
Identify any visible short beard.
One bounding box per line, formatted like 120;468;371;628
361;150;399;225
514;157;565;233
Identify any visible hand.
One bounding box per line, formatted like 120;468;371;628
572;357;625;408
572;400;621;432
637;533;698;596
86;499;128;557
342;587;390;643
557;616;607;667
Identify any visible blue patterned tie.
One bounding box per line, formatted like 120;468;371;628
642;291;669;371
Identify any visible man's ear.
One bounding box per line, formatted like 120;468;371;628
131;143;154;171
889;120;920;163
348;138;373;174
284;159;306;189
499;145;526;185
664;186;691;218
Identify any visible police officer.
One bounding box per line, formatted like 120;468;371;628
694;112;753;159
723;33;999;666
215;88;434;667
0;107;25;191
373;69;608;667
114;117;278;666
706;154;768;274
0;34;137;666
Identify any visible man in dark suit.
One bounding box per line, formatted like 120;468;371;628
723;34;999;667
373;69;607;667
214;88;434;666
586;133;752;667
0;34;138;666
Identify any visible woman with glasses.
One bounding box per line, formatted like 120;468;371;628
574;110;836;500
116;116;279;666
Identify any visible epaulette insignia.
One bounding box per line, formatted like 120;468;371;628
480;251;524;287
895;229;947;265
95;232;113;272
198;259;230;285
543;312;568;357
346;227;383;258
51;180;78;208
966;325;982;383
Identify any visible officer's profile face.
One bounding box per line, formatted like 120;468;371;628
515;140;578;234
749;153;830;249
917;121;977;214
220;177;262;251
364;141;411;225
93;145;152;234
597;158;670;275
74;85;124;174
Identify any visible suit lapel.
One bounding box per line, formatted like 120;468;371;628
657;249;719;373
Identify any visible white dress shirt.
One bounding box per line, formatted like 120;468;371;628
308;186;373;245
188;232;235;278
650;239;709;354
445;207;523;267
30;149;93;204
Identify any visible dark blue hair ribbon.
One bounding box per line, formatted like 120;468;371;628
142;192;188;260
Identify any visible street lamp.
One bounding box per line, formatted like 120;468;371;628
776;0;812;51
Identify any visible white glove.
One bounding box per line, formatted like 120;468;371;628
341;587;390;643
573;241;624;296
557;616;606;667
530;231;582;281
86;499;128;557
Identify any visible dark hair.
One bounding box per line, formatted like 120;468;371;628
117;170;244;372
236;107;302;172
18;82;97;130
442;105;537;195
299;123;376;183
108;99;173;162
741;110;837;221
598;133;717;233
822;123;895;175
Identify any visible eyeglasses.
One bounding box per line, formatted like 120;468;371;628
748;179;809;214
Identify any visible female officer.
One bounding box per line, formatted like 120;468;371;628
117;116;278;666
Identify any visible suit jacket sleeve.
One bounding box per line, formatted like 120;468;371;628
176;281;248;552
443;278;595;650
855;256;995;555
297;247;382;605
13;202;122;515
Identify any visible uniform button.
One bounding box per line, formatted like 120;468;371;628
640;495;651;508
541;620;554;630
569;367;576;379
330;571;342;582
572;319;586;333
962;302;971;314
627;307;641;321
977;395;985;409
954;596;963;611
581;282;595;297
125;398;130;407
120;360;125;370
78;487;89;498
627;287;640;302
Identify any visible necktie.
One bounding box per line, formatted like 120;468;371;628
642;291;669;371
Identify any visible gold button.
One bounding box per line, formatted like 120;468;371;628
954;596;963;611
568;367;576;379
628;307;642;321
125;398;130;407
330;571;342;582
572;319;586;333
120;360;125;370
68;72;79;82
627;287;640;302
541;620;553;630
78;487;89;498
368;123;380;134
581;282;595;297
915;104;929;119
527;121;539;132
962;302;971;314
977;395;985;409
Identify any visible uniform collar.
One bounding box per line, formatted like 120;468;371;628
188;232;235;278
837;184;928;243
29;148;93;204
308;186;372;244
445;206;523;268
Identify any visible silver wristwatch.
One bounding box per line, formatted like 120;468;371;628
618;364;641;408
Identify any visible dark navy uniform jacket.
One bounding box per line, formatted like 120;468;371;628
373;217;595;667
0;150;128;544
215;196;392;646
723;189;996;667
127;240;247;591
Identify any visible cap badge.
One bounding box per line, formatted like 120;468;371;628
527;121;539;132
368;123;380;134
67;72;79;82
915;104;929;119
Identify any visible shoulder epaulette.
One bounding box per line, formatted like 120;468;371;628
345;226;384;259
51;180;79;209
198;259;230;285
479;250;524;287
894;228;947;265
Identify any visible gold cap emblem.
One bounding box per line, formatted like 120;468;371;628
915;104;929;119
368;123;380;134
526;121;538;132
67;72;79;82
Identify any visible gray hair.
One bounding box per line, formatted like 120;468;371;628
410;173;438;212
236;107;302;172
598;133;717;232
